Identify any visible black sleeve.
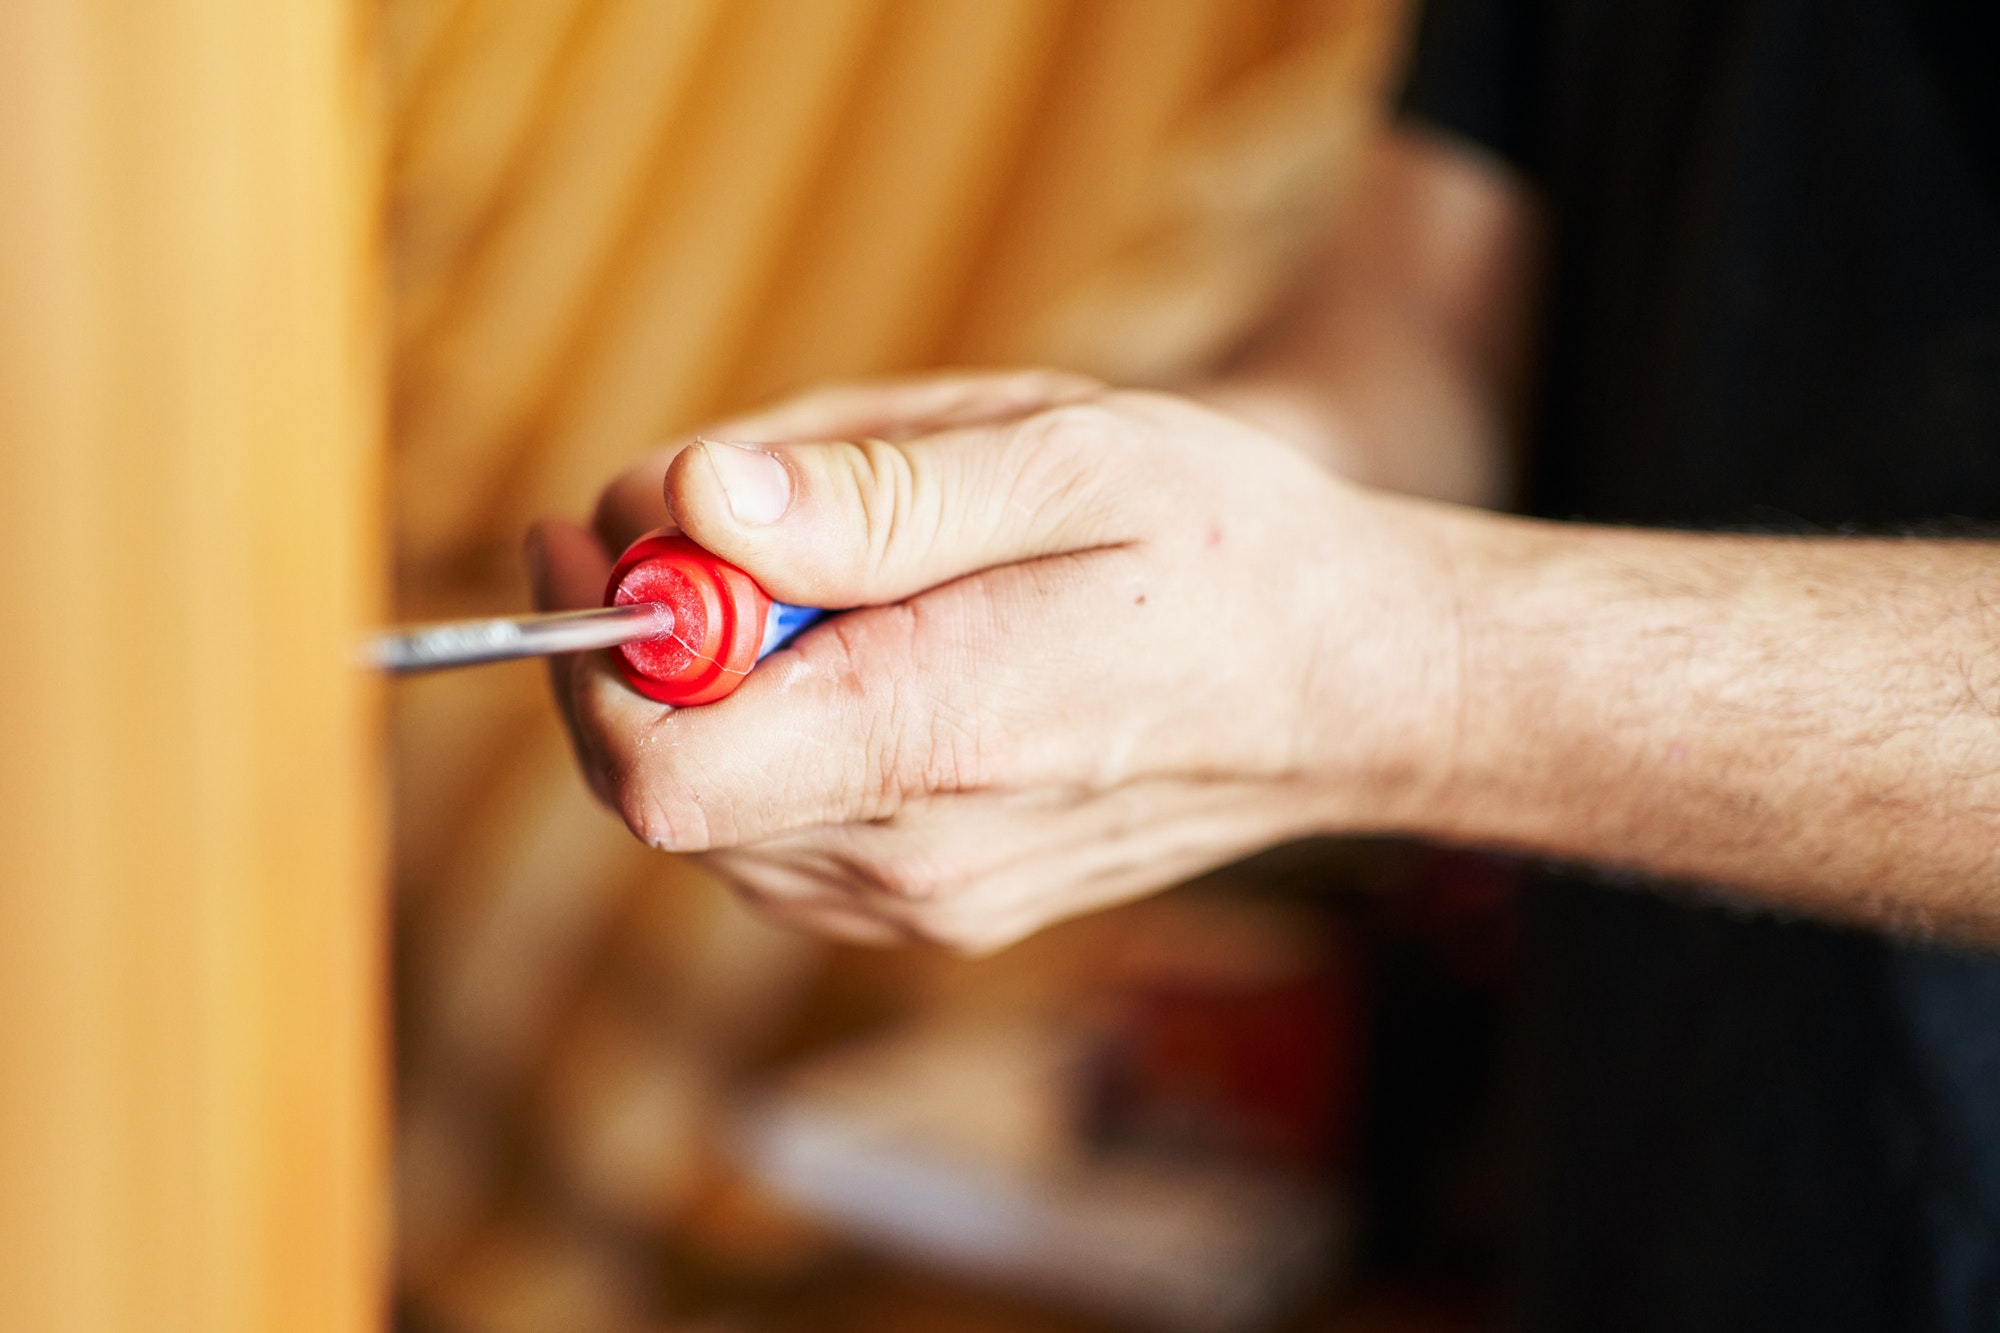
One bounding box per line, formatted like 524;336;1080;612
1397;0;1544;179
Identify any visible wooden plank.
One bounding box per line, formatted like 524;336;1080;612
404;725;647;1094
1029;0;1409;383
0;3;383;1331
388;0;592;351
499;0;885;540
382;0;468;126
393;723;647;1277
718;0;1068;409
394;0;727;566
943;0;1246;364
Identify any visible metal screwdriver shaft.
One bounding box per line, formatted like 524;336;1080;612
366;602;674;673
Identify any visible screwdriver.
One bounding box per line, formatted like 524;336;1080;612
367;531;825;707
367;603;675;672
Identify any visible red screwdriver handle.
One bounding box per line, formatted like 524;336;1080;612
604;531;773;706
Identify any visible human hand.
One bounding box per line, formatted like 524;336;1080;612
529;372;1461;951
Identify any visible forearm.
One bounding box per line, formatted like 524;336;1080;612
1396;507;2000;937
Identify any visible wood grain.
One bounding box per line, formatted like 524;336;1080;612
0;3;384;1330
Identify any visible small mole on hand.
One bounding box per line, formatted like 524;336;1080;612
1135;594;1147;606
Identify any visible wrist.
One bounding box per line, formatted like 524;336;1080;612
1287;487;1484;837
1383;509;1665;860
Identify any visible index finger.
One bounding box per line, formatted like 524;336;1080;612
706;369;1103;443
568;548;1144;852
589;371;1105;554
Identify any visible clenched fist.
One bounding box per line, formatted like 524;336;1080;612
529;372;1462;951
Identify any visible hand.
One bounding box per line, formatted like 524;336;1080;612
529;372;1462;951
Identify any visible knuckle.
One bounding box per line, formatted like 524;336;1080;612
980;369;1104;416
808;618;911;821
1005;403;1143;530
856;615;987;801
1029;400;1142;457
917;681;986;794
864;690;905;811
733;886;820;935
904;905;1002;955
728;879;790;917
619;782;716;854
839;820;969;906
862;853;953;904
837;611;954;814
889;703;979;811
834;436;927;578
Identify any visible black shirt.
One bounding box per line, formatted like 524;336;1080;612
1400;2;2000;1329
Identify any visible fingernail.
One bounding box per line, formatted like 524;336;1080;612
702;441;791;525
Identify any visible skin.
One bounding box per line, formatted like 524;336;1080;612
529;126;2000;951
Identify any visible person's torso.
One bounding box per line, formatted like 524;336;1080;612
1524;0;2000;529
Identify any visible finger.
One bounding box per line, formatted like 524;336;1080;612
773;779;1304;953
825;783;1298;953
593;372;1101;557
664;399;1155;608
703;369;1103;444
574;554;1138;850
702;849;916;946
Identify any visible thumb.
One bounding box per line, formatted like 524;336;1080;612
663;404;1146;607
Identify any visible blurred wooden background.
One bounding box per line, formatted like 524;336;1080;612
0;0;1412;1327
0;3;383;1332
0;0;1410;1328
385;3;1407;1329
